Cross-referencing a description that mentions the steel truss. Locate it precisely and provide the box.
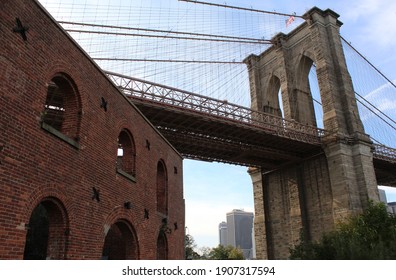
[105,71,396,168]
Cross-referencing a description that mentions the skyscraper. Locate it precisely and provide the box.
[219,221,228,246]
[225,209,254,259]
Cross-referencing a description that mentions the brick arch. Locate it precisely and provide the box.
[42,72,82,140]
[43,62,85,107]
[101,209,140,260]
[156,159,168,215]
[43,61,88,111]
[156,230,168,260]
[116,128,137,176]
[23,184,73,224]
[23,195,70,260]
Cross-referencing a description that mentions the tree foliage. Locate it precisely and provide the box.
[208,244,244,260]
[185,234,201,260]
[185,234,245,260]
[289,201,396,259]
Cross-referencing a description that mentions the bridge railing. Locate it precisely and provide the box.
[106,71,326,145]
[373,144,396,163]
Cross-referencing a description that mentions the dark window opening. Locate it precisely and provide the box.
[42,74,81,141]
[156,231,168,260]
[23,203,49,260]
[24,199,68,260]
[102,221,139,260]
[156,160,168,215]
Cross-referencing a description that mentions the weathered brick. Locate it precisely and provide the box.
[0,0,184,260]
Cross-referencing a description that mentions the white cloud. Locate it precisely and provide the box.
[341,0,381,21]
[362,80,396,116]
[341,0,396,49]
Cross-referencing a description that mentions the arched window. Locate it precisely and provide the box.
[294,55,321,127]
[156,160,168,215]
[156,231,168,260]
[24,198,68,260]
[42,74,81,142]
[117,129,136,178]
[101,220,139,260]
[264,75,283,117]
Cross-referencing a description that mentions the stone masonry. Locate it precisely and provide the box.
[245,7,379,259]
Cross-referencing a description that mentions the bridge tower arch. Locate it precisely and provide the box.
[245,7,379,259]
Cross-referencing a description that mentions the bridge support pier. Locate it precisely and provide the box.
[250,146,379,259]
[246,7,380,259]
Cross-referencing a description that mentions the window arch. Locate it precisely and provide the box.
[156,160,168,215]
[101,220,139,260]
[117,129,136,177]
[264,75,283,118]
[42,73,81,141]
[156,230,168,260]
[24,198,69,260]
[294,55,321,127]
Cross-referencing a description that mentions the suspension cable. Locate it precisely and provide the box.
[354,91,396,126]
[178,0,303,18]
[59,21,271,44]
[355,96,396,132]
[93,58,244,64]
[341,37,396,89]
[65,29,270,45]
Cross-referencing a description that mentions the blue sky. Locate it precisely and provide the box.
[181,0,396,249]
[39,0,396,249]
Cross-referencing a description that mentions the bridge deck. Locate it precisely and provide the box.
[106,71,396,186]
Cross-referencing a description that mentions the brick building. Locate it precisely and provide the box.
[0,0,184,259]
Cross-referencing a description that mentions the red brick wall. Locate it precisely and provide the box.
[0,0,185,259]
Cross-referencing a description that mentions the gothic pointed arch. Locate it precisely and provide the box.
[264,75,283,117]
[293,54,318,126]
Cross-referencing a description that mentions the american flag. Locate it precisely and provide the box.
[286,15,295,27]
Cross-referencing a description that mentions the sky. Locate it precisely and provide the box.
[180,0,396,249]
[38,0,396,249]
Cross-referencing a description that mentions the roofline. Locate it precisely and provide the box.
[33,0,183,159]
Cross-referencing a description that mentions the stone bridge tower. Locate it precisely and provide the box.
[244,7,379,259]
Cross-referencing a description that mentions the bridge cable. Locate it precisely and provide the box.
[93,58,244,64]
[65,29,268,45]
[341,37,396,90]
[355,96,396,130]
[178,0,303,18]
[354,91,396,127]
[59,21,271,44]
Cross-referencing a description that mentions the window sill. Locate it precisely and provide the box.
[116,168,136,183]
[41,122,80,149]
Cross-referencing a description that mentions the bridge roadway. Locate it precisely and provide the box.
[106,71,396,187]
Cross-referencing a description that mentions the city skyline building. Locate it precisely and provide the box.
[218,222,228,246]
[219,209,254,259]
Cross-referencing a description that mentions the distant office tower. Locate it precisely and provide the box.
[379,189,387,203]
[219,221,228,246]
[388,202,396,214]
[226,209,254,259]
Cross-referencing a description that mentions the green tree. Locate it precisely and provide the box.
[185,234,201,260]
[289,201,396,259]
[208,244,244,260]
